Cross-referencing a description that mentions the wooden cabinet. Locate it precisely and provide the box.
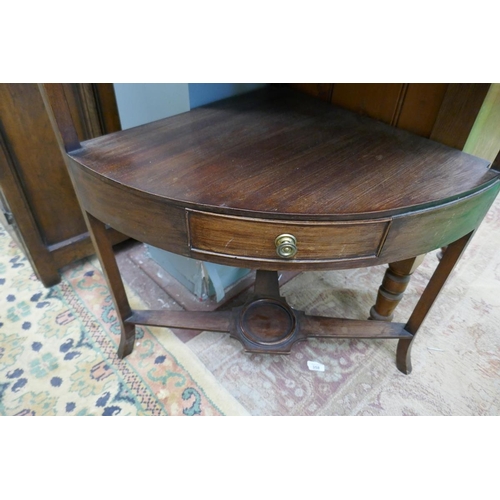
[287,83,491,149]
[0,84,127,286]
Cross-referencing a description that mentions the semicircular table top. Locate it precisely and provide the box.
[68,87,497,221]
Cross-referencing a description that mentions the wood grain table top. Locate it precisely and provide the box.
[69,87,498,220]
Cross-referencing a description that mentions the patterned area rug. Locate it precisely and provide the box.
[187,196,500,415]
[0,224,248,416]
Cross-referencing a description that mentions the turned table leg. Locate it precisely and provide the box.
[83,211,136,358]
[370,255,425,321]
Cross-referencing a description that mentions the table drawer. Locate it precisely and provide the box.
[188,210,391,262]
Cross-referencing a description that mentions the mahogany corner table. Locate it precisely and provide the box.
[42,84,500,374]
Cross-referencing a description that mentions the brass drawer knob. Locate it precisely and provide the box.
[275,234,297,259]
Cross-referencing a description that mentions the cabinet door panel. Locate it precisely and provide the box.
[0,83,125,286]
[331,83,406,125]
[396,83,449,137]
[0,84,88,245]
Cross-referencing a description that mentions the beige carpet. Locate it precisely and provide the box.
[186,196,500,415]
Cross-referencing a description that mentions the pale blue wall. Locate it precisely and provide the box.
[113,83,190,129]
[113,84,269,129]
[188,83,268,108]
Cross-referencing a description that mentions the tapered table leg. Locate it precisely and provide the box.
[397,232,475,374]
[370,255,425,321]
[83,211,135,358]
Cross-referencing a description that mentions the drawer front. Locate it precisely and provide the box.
[188,210,391,262]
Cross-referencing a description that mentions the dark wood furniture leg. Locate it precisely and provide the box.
[396,232,475,374]
[253,270,281,299]
[370,255,425,321]
[83,211,136,358]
